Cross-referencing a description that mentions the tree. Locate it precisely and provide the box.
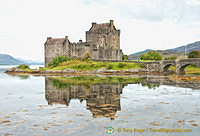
[188,50,200,58]
[122,54,128,60]
[140,51,162,61]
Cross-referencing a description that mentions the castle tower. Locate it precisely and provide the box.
[86,20,120,49]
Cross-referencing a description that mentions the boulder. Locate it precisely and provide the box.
[44,70,63,73]
[5,67,16,72]
[95,68,107,73]
[63,69,77,73]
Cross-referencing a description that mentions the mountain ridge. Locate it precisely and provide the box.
[0,54,44,65]
[128,41,200,60]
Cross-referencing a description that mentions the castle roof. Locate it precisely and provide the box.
[89,23,116,32]
[45,38,66,45]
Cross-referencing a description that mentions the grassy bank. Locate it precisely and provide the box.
[169,65,200,75]
[41,59,145,71]
[185,65,200,75]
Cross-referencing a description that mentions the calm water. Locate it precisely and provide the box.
[0,65,200,136]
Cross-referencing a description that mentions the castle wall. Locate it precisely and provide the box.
[108,30,120,49]
[68,43,122,60]
[45,43,65,67]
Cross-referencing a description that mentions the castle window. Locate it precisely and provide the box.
[57,49,59,52]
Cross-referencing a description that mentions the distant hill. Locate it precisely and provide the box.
[0,54,26,65]
[0,54,44,65]
[128,41,200,60]
[167,41,200,52]
[17,58,44,65]
[129,49,152,56]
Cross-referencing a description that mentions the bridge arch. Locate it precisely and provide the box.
[163,64,176,73]
[176,60,200,75]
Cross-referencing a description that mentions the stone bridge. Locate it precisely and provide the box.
[91,58,200,74]
[146,58,200,74]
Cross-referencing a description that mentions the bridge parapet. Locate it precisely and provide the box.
[146,58,200,75]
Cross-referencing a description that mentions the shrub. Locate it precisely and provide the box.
[122,54,128,60]
[17,64,30,70]
[140,51,162,61]
[82,52,90,61]
[118,62,126,68]
[48,56,70,67]
[165,56,177,60]
[188,50,200,58]
[106,63,113,69]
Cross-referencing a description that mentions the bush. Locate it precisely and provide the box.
[49,56,70,67]
[140,51,162,61]
[106,63,113,69]
[17,64,30,70]
[118,63,126,68]
[165,56,177,60]
[122,54,128,60]
[82,52,90,61]
[188,50,200,58]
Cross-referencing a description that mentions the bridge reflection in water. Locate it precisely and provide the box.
[45,76,200,119]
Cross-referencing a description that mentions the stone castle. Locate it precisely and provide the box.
[44,20,122,66]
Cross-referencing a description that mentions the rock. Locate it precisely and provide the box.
[86,70,96,74]
[125,68,147,73]
[14,68,26,72]
[125,68,139,73]
[95,68,107,73]
[44,70,63,73]
[63,69,76,73]
[106,70,118,73]
[5,67,16,72]
[30,70,40,73]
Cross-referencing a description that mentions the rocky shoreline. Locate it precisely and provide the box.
[5,67,153,75]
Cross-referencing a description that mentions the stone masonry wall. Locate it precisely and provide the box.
[45,43,65,67]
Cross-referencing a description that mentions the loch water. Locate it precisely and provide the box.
[0,65,200,136]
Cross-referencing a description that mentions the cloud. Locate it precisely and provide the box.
[83,0,200,24]
[0,0,199,59]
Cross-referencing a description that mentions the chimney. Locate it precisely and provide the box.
[110,20,114,30]
[79,39,82,43]
[47,37,52,40]
[92,22,96,27]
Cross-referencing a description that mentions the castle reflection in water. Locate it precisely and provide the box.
[45,75,200,119]
[45,77,125,119]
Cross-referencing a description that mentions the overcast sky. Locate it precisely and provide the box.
[0,0,200,61]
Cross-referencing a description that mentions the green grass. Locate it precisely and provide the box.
[17,64,30,70]
[139,60,158,62]
[185,65,200,71]
[168,65,200,75]
[41,59,144,71]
